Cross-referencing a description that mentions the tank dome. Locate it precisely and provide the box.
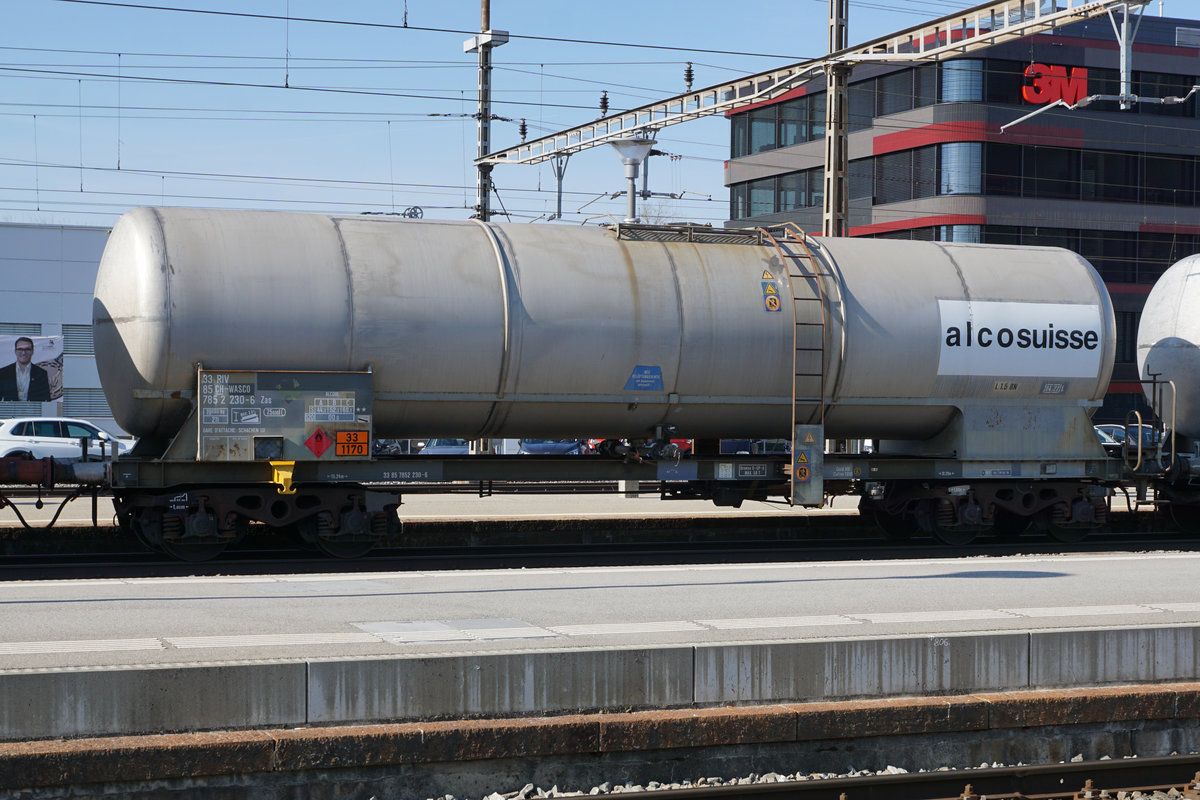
[1137,253,1200,437]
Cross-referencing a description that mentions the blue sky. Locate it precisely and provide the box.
[1,0,1064,228]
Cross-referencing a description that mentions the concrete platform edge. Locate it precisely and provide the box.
[3,682,1199,790]
[4,626,1200,743]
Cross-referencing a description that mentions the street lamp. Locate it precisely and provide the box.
[609,136,656,223]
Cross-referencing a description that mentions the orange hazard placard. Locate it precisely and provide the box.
[334,429,370,457]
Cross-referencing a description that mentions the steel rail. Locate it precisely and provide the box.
[639,754,1200,799]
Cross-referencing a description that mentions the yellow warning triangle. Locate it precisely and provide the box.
[795,451,809,464]
[761,270,773,280]
[764,283,778,295]
[802,431,816,444]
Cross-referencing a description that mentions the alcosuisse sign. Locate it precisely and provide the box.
[1022,63,1088,105]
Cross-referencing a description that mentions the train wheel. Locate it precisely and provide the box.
[1044,523,1089,544]
[858,499,917,540]
[296,513,378,559]
[160,538,229,562]
[923,500,980,546]
[158,510,230,562]
[1040,503,1091,544]
[931,525,979,546]
[1170,503,1200,534]
[127,514,162,553]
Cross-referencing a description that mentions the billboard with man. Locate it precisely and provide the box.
[0,335,63,402]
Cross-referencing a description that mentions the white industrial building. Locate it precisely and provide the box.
[0,222,115,425]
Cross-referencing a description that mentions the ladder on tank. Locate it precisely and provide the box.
[758,225,834,507]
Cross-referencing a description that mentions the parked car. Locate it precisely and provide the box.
[1093,427,1122,458]
[518,438,590,455]
[0,417,128,461]
[419,438,470,455]
[1095,423,1164,449]
[1094,423,1173,459]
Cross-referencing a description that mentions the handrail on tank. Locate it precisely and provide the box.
[1118,376,1176,474]
[1122,409,1145,472]
[1130,373,1178,475]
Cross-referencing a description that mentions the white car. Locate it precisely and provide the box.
[0,417,128,461]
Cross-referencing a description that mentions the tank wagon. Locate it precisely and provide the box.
[91,207,1120,559]
[1137,253,1200,530]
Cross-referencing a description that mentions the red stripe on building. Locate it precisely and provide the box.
[847,214,986,237]
[873,120,1087,154]
[1139,222,1200,235]
[1025,32,1198,57]
[724,86,808,117]
[1106,283,1153,295]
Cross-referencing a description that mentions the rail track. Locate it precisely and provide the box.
[641,755,1200,799]
[4,520,1200,580]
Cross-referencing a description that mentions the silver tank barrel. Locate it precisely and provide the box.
[94,208,1114,441]
[1138,253,1200,437]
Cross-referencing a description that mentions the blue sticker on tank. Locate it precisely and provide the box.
[624,365,664,391]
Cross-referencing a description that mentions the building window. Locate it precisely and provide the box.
[1023,146,1080,199]
[1129,233,1195,284]
[1115,312,1140,365]
[779,171,807,211]
[939,225,982,243]
[731,114,750,159]
[913,146,937,199]
[876,70,914,117]
[1078,231,1136,283]
[848,80,875,131]
[0,323,41,336]
[749,107,777,154]
[779,97,808,148]
[983,143,1022,196]
[1082,151,1138,202]
[1143,154,1195,205]
[62,324,93,355]
[914,65,938,108]
[983,59,1026,104]
[875,151,912,204]
[848,158,874,202]
[1138,71,1197,117]
[810,92,826,140]
[62,388,112,418]
[730,183,748,219]
[940,59,984,103]
[748,177,776,216]
[940,142,982,195]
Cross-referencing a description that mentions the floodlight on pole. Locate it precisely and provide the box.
[610,136,656,223]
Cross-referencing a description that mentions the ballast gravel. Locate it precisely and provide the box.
[420,754,1196,800]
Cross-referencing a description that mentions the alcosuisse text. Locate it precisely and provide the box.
[944,321,1099,351]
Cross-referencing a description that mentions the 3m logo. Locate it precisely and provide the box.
[1022,64,1088,105]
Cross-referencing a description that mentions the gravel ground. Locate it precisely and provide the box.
[421,755,1196,799]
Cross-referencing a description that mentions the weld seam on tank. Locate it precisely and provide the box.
[150,207,171,433]
[471,219,516,436]
[330,218,357,371]
[783,237,845,424]
[658,241,687,428]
